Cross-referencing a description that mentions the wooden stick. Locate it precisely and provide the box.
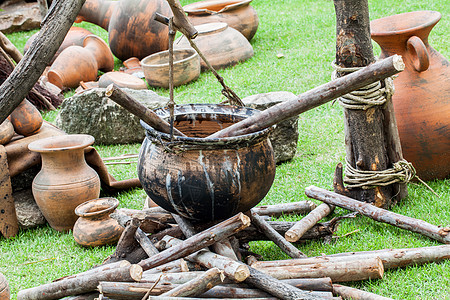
[253,201,317,217]
[138,213,251,270]
[160,268,224,297]
[17,264,143,300]
[104,218,142,264]
[105,84,186,137]
[254,258,384,282]
[0,31,24,64]
[285,203,334,242]
[53,261,131,282]
[141,271,207,284]
[332,284,393,300]
[249,209,306,258]
[165,0,198,39]
[207,55,404,138]
[305,186,450,244]
[143,259,194,274]
[98,281,174,299]
[135,228,159,257]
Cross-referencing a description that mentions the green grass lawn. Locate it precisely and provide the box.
[1,0,449,299]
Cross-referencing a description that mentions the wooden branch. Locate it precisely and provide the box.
[138,213,251,270]
[53,261,131,282]
[17,264,143,300]
[105,84,186,137]
[104,218,142,264]
[165,0,198,39]
[207,55,404,139]
[135,228,159,257]
[285,203,334,242]
[211,238,239,261]
[160,268,223,297]
[332,284,393,300]
[143,259,192,274]
[0,31,23,64]
[0,0,86,123]
[141,271,207,284]
[305,186,450,244]
[98,281,173,299]
[249,209,306,258]
[253,201,317,217]
[61,292,99,300]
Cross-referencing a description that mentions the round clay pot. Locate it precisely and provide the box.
[371,11,450,180]
[174,22,253,71]
[8,99,43,136]
[184,0,259,41]
[0,119,14,145]
[141,48,200,89]
[138,104,276,221]
[0,272,10,300]
[75,0,171,61]
[28,134,101,231]
[47,35,114,89]
[73,197,124,247]
[98,71,147,89]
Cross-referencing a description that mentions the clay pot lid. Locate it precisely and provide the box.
[98,71,147,89]
[75,197,119,218]
[370,11,441,37]
[184,0,252,14]
[194,22,228,35]
[141,48,198,67]
[28,134,95,153]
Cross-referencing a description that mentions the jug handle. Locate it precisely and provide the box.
[407,36,430,72]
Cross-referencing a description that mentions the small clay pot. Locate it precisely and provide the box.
[98,71,147,89]
[123,57,144,78]
[0,272,10,300]
[73,197,124,247]
[8,99,43,136]
[141,48,200,89]
[0,119,14,145]
[174,22,253,71]
[184,0,259,41]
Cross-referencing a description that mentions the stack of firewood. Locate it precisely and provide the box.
[17,186,450,300]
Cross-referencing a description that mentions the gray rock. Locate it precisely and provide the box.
[243,91,299,164]
[55,88,169,145]
[0,2,41,33]
[14,189,46,229]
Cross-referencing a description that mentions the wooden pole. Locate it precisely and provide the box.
[332,284,393,300]
[0,0,86,123]
[285,203,334,242]
[160,268,224,297]
[135,228,159,257]
[305,186,450,244]
[104,218,142,264]
[253,201,317,217]
[207,55,404,139]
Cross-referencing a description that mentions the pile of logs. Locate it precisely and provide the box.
[16,185,450,300]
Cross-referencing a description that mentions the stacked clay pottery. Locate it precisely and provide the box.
[73,197,124,247]
[0,272,9,300]
[98,72,147,89]
[371,11,450,180]
[0,119,14,145]
[8,99,43,136]
[175,22,253,71]
[75,0,171,61]
[47,35,114,90]
[141,48,200,88]
[183,0,259,40]
[28,134,101,231]
[24,27,94,64]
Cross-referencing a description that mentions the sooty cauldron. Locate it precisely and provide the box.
[138,103,276,221]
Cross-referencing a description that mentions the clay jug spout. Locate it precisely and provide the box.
[75,0,117,31]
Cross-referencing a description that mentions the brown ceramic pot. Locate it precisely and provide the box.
[123,57,144,78]
[371,11,450,180]
[141,48,200,89]
[0,119,14,145]
[184,0,259,41]
[0,272,9,300]
[28,134,101,231]
[174,22,253,71]
[73,197,124,247]
[8,99,43,136]
[47,35,114,89]
[98,71,147,89]
[75,0,171,61]
[138,104,276,221]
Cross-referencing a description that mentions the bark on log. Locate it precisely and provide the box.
[135,228,159,257]
[248,209,306,258]
[61,293,99,300]
[110,209,171,233]
[207,55,404,139]
[141,271,207,284]
[17,264,142,300]
[285,203,334,242]
[160,268,224,297]
[252,201,317,217]
[254,258,384,282]
[98,282,174,298]
[305,186,450,244]
[138,213,251,270]
[104,218,143,264]
[0,31,23,63]
[53,261,131,282]
[0,0,85,122]
[143,259,191,274]
[332,284,393,300]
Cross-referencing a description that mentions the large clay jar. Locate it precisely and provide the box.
[138,104,276,221]
[0,119,14,145]
[175,22,253,71]
[8,99,43,136]
[47,35,114,89]
[0,272,9,300]
[75,0,171,61]
[73,197,124,247]
[28,134,101,231]
[183,0,259,41]
[371,11,450,181]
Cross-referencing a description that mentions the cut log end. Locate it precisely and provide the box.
[130,264,143,282]
[392,54,405,71]
[234,265,251,282]
[239,213,251,227]
[285,231,299,243]
[105,84,114,97]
